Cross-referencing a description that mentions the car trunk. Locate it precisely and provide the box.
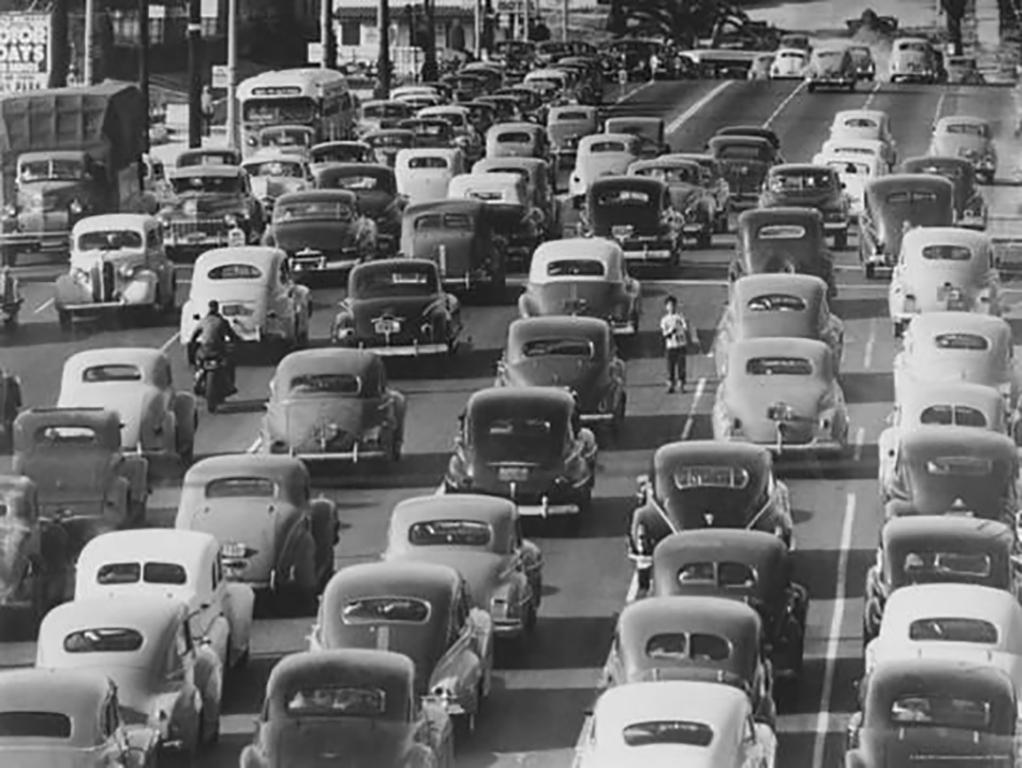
[505,357,607,411]
[16,449,114,513]
[404,231,475,278]
[264,721,406,768]
[273,221,358,255]
[904,266,982,313]
[591,204,661,236]
[879,726,1013,768]
[352,295,438,345]
[727,379,828,444]
[528,282,620,319]
[264,398,368,453]
[393,550,503,608]
[184,499,279,582]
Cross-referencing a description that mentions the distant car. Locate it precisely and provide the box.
[629,156,721,247]
[669,152,734,229]
[56,347,197,464]
[889,227,1000,336]
[441,387,597,529]
[175,147,243,168]
[846,658,1018,768]
[239,649,455,768]
[546,104,599,170]
[446,171,542,267]
[600,596,777,725]
[356,99,416,135]
[889,36,942,83]
[255,125,316,160]
[714,274,843,378]
[805,45,857,91]
[899,155,987,229]
[0,668,159,767]
[256,348,405,463]
[707,135,778,211]
[779,32,811,51]
[175,454,338,611]
[519,237,641,335]
[576,681,777,768]
[567,133,641,202]
[758,164,850,249]
[471,156,560,239]
[812,152,884,220]
[747,53,775,80]
[603,117,668,160]
[363,128,417,168]
[312,162,406,255]
[817,137,892,178]
[384,494,543,642]
[863,516,1018,644]
[420,105,483,162]
[828,109,898,166]
[241,152,314,214]
[769,47,808,79]
[310,561,493,735]
[712,338,849,455]
[712,126,783,156]
[847,44,876,80]
[54,214,178,329]
[732,208,836,297]
[496,316,627,431]
[179,246,312,351]
[308,140,375,173]
[74,528,253,677]
[330,258,463,357]
[36,596,222,759]
[929,115,997,183]
[628,441,793,589]
[946,54,986,84]
[581,175,683,269]
[394,147,466,205]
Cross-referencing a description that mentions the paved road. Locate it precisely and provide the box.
[3,75,1022,768]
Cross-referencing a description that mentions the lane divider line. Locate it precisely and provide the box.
[863,317,877,370]
[861,80,881,109]
[680,377,707,441]
[667,81,734,134]
[933,88,948,127]
[762,80,807,127]
[33,297,53,314]
[812,491,857,768]
[853,425,866,463]
[160,332,179,353]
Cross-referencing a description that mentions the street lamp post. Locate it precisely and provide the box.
[377,0,392,97]
[226,0,238,149]
[421,0,438,81]
[321,0,331,67]
[83,0,94,83]
[187,0,203,148]
[139,0,150,152]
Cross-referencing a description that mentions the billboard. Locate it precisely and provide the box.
[0,13,50,93]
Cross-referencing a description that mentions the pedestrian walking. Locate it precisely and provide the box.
[200,85,215,137]
[660,295,695,393]
[649,51,660,82]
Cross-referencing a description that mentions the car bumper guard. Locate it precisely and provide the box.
[823,220,849,232]
[518,499,580,517]
[492,618,526,638]
[350,341,449,357]
[0,230,70,250]
[291,447,387,462]
[580,412,616,424]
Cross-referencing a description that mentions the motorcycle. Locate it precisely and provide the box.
[192,348,234,414]
[0,268,21,330]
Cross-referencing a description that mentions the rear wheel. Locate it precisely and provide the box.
[204,372,219,414]
[864,263,876,280]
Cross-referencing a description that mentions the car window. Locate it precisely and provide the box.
[78,230,143,251]
[717,144,763,160]
[275,201,354,222]
[745,356,813,375]
[918,405,987,427]
[496,131,533,144]
[645,632,731,661]
[521,338,595,358]
[408,519,492,546]
[933,333,988,351]
[63,628,144,653]
[82,364,143,383]
[673,465,750,489]
[546,259,605,277]
[945,123,988,137]
[343,597,431,624]
[769,170,834,192]
[205,477,278,498]
[746,293,807,312]
[922,245,972,261]
[289,373,361,396]
[902,550,992,579]
[886,190,939,204]
[890,695,992,729]
[908,617,998,643]
[206,263,262,280]
[408,156,449,169]
[589,141,627,153]
[286,686,387,716]
[0,712,72,738]
[622,720,714,747]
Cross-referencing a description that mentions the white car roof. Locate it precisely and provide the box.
[578,133,637,152]
[528,237,625,283]
[895,380,1006,425]
[76,528,217,588]
[901,226,989,252]
[194,246,283,274]
[71,213,154,236]
[907,310,1010,340]
[418,105,470,118]
[61,347,166,384]
[448,172,523,197]
[880,583,1022,650]
[776,47,807,57]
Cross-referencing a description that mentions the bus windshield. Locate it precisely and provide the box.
[243,97,316,125]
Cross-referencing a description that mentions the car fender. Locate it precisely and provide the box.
[239,744,265,768]
[123,270,159,306]
[53,274,81,309]
[470,608,494,677]
[223,582,255,665]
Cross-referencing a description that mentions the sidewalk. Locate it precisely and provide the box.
[963,0,1020,83]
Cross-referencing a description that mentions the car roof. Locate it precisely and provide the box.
[590,175,666,196]
[654,439,770,474]
[40,596,184,651]
[834,109,888,122]
[579,133,637,150]
[467,385,575,416]
[530,237,624,279]
[740,206,824,226]
[708,134,773,149]
[897,424,1016,459]
[733,272,827,299]
[618,595,761,646]
[488,121,541,135]
[901,225,988,251]
[15,406,120,435]
[449,172,523,192]
[168,164,245,179]
[508,315,610,346]
[907,310,1009,338]
[896,380,1005,416]
[472,156,548,173]
[183,453,309,486]
[274,188,358,206]
[72,214,154,234]
[868,173,953,193]
[77,528,215,573]
[194,246,283,271]
[901,155,974,173]
[273,347,381,383]
[593,680,748,726]
[882,583,1022,640]
[936,114,989,127]
[390,493,516,529]
[314,161,392,177]
[0,667,112,735]
[605,115,663,127]
[324,561,459,606]
[882,515,1013,549]
[628,157,702,173]
[266,648,414,702]
[63,347,166,373]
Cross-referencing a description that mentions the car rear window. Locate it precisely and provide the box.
[589,141,626,153]
[886,190,938,203]
[745,356,813,375]
[922,245,972,261]
[286,687,386,717]
[557,111,590,121]
[77,230,143,251]
[890,695,991,729]
[95,561,186,585]
[206,263,262,280]
[622,720,713,747]
[898,41,929,53]
[342,597,431,624]
[408,519,492,546]
[462,188,506,202]
[521,338,594,358]
[677,561,757,589]
[747,294,808,312]
[63,628,144,653]
[756,225,806,240]
[827,160,870,175]
[414,213,473,231]
[496,132,532,144]
[843,118,878,129]
[35,426,100,445]
[325,174,380,191]
[908,617,998,643]
[363,103,409,118]
[946,123,987,137]
[914,163,962,179]
[0,712,71,739]
[769,171,834,191]
[275,201,353,222]
[596,189,651,205]
[407,156,448,169]
[925,456,993,476]
[645,632,732,661]
[717,145,762,160]
[673,465,750,490]
[919,405,987,427]
[779,51,805,59]
[81,364,143,382]
[934,333,988,350]
[903,551,992,579]
[289,373,361,395]
[546,259,605,277]
[205,477,278,498]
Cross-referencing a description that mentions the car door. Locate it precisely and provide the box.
[433,582,483,707]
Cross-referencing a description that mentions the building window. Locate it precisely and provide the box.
[340,21,361,45]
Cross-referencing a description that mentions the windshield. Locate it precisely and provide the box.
[245,161,304,177]
[673,465,750,490]
[622,721,713,748]
[902,550,992,580]
[342,597,430,623]
[20,158,85,182]
[205,477,278,498]
[352,266,437,297]
[0,712,71,739]
[63,628,144,653]
[645,633,731,662]
[595,188,652,206]
[95,561,187,585]
[81,364,142,383]
[288,373,361,396]
[933,333,989,351]
[945,123,988,137]
[274,200,353,222]
[769,170,835,192]
[919,405,988,427]
[677,561,758,589]
[171,175,243,195]
[520,338,594,358]
[242,97,316,124]
[890,695,992,730]
[408,519,492,546]
[908,617,998,643]
[286,687,386,717]
[745,356,813,375]
[261,129,313,148]
[635,165,699,184]
[77,230,143,250]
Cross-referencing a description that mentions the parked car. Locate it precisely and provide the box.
[847,44,877,80]
[862,516,1018,644]
[239,649,455,768]
[36,596,222,759]
[179,246,312,351]
[889,36,942,83]
[518,237,641,335]
[568,133,640,203]
[581,175,683,269]
[769,47,808,79]
[0,668,159,767]
[256,348,405,463]
[899,155,986,229]
[929,115,997,183]
[496,316,627,431]
[576,681,777,768]
[363,128,418,168]
[310,561,493,734]
[384,494,543,642]
[471,156,559,238]
[717,275,842,377]
[628,156,719,247]
[53,214,177,329]
[828,109,898,166]
[74,528,253,676]
[441,387,597,530]
[56,347,196,465]
[758,164,850,249]
[889,227,1000,336]
[860,174,955,278]
[732,207,836,296]
[394,147,466,205]
[446,172,542,267]
[805,45,857,91]
[707,135,778,210]
[628,441,793,589]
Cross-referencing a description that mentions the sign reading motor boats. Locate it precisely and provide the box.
[0,13,50,92]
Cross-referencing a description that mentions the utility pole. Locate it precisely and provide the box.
[377,0,391,97]
[421,0,438,81]
[226,0,238,149]
[83,0,94,83]
[522,0,530,42]
[474,0,482,57]
[320,0,331,67]
[187,0,203,148]
[139,0,150,151]
[562,0,568,40]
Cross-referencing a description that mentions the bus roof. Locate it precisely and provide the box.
[238,68,348,100]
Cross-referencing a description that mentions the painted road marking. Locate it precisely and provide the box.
[812,492,856,768]
[680,377,707,441]
[763,80,807,127]
[160,332,179,352]
[616,81,653,105]
[33,297,53,314]
[667,81,734,134]
[863,317,877,370]
[933,88,948,125]
[853,426,866,463]
[861,80,881,109]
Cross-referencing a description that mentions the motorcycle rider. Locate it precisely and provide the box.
[187,299,241,396]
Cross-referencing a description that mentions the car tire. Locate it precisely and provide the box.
[0,246,16,268]
[833,229,847,250]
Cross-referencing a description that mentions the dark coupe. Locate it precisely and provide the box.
[899,155,987,230]
[583,175,682,269]
[707,135,778,210]
[313,163,407,253]
[732,207,837,297]
[758,164,851,249]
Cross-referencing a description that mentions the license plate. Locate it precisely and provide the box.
[498,466,529,482]
[375,319,400,335]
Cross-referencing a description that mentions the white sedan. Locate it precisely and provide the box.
[770,48,808,79]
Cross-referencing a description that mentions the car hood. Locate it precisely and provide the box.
[723,378,829,441]
[272,220,357,252]
[263,398,371,451]
[262,720,407,768]
[521,282,624,319]
[163,193,247,217]
[504,357,606,405]
[182,500,293,579]
[0,519,30,601]
[57,384,160,449]
[249,176,306,201]
[389,549,505,604]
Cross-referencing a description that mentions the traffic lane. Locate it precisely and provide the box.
[765,82,879,163]
[868,83,948,162]
[666,80,801,151]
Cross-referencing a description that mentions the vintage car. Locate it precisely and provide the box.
[576,682,777,768]
[473,94,525,126]
[496,316,627,431]
[262,189,378,276]
[707,135,777,211]
[712,127,782,155]
[179,246,312,350]
[713,338,849,455]
[256,348,406,463]
[495,84,548,123]
[603,117,668,160]
[652,530,808,682]
[312,162,405,254]
[732,208,836,297]
[862,516,1018,644]
[769,47,809,79]
[175,454,338,609]
[484,121,550,164]
[877,382,1012,489]
[53,214,178,329]
[36,596,222,758]
[669,152,734,231]
[310,561,493,734]
[446,172,542,266]
[56,348,196,464]
[828,110,898,166]
[471,156,559,239]
[928,115,997,183]
[568,133,640,202]
[363,128,418,168]
[358,99,416,134]
[523,67,574,100]
[889,36,942,83]
[892,312,1018,406]
[518,238,641,335]
[396,117,457,150]
[864,584,1022,678]
[629,442,793,588]
[383,494,543,641]
[74,528,253,675]
[308,140,374,174]
[390,84,444,102]
[0,668,159,767]
[241,152,314,215]
[628,156,719,247]
[946,54,987,83]
[758,165,850,249]
[747,53,776,80]
[846,659,1018,768]
[848,44,877,80]
[394,147,466,206]
[441,387,597,528]
[175,147,243,168]
[239,649,455,768]
[889,227,1000,335]
[254,125,316,160]
[12,408,147,551]
[714,274,843,378]
[418,105,483,162]
[332,258,462,357]
[811,152,884,221]
[900,155,986,229]
[160,165,264,260]
[805,45,857,91]
[0,370,21,452]
[546,105,599,169]
[818,137,892,175]
[582,175,683,268]
[860,174,955,278]
[600,596,776,723]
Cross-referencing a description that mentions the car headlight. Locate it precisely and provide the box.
[68,199,83,215]
[118,263,134,278]
[224,214,238,227]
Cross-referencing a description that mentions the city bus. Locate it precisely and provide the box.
[237,68,356,158]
